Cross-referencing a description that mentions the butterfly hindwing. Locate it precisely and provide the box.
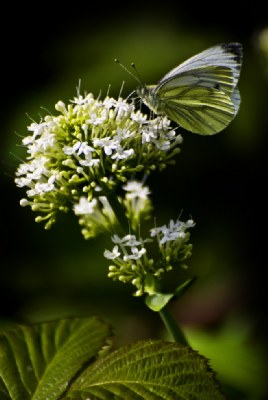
[161,86,235,135]
[154,66,238,134]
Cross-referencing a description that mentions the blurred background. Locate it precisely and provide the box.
[1,2,268,398]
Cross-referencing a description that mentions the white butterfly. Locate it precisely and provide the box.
[135,43,243,135]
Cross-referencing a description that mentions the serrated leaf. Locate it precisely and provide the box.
[67,339,226,399]
[0,316,113,400]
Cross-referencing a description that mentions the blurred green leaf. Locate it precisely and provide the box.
[185,318,267,398]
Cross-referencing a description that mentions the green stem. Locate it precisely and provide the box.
[106,190,187,345]
[159,306,188,345]
[106,190,130,234]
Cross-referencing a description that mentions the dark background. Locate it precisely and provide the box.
[1,3,267,398]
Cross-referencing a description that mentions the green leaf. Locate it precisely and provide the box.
[0,316,113,400]
[145,293,174,311]
[145,277,198,312]
[174,277,198,298]
[67,339,226,399]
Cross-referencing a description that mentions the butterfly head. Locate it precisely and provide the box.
[135,85,159,113]
[115,59,158,111]
[135,85,147,98]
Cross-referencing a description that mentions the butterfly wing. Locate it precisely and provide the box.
[144,43,243,135]
[155,65,239,135]
[158,84,235,135]
[158,43,242,89]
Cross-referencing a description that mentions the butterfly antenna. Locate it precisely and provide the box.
[114,58,142,84]
[131,63,144,85]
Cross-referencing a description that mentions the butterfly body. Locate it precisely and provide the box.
[136,43,243,135]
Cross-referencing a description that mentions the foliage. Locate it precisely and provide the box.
[0,318,225,400]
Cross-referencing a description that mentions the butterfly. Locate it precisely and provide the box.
[134,43,243,135]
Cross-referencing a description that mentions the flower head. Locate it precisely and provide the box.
[15,91,182,230]
[104,216,194,296]
[150,218,195,267]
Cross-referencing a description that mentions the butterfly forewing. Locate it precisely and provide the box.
[159,43,242,88]
[231,88,241,116]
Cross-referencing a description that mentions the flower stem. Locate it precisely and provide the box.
[106,190,188,346]
[159,307,188,345]
[106,190,130,234]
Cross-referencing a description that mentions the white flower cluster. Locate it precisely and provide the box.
[151,218,195,244]
[122,180,152,231]
[72,180,152,239]
[104,217,195,296]
[15,93,182,229]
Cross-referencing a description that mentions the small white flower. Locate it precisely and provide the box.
[74,197,97,215]
[186,219,195,228]
[71,94,93,105]
[111,234,142,247]
[64,141,95,156]
[114,98,133,117]
[111,234,122,244]
[141,127,157,143]
[150,218,195,244]
[123,246,146,260]
[63,142,80,155]
[104,245,121,260]
[123,181,150,200]
[103,96,118,109]
[27,178,55,196]
[93,137,118,156]
[131,110,148,124]
[79,158,100,167]
[153,138,171,151]
[114,127,133,141]
[122,235,142,247]
[87,108,108,125]
[159,228,183,244]
[150,227,161,237]
[77,142,95,156]
[23,122,46,144]
[111,146,134,160]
